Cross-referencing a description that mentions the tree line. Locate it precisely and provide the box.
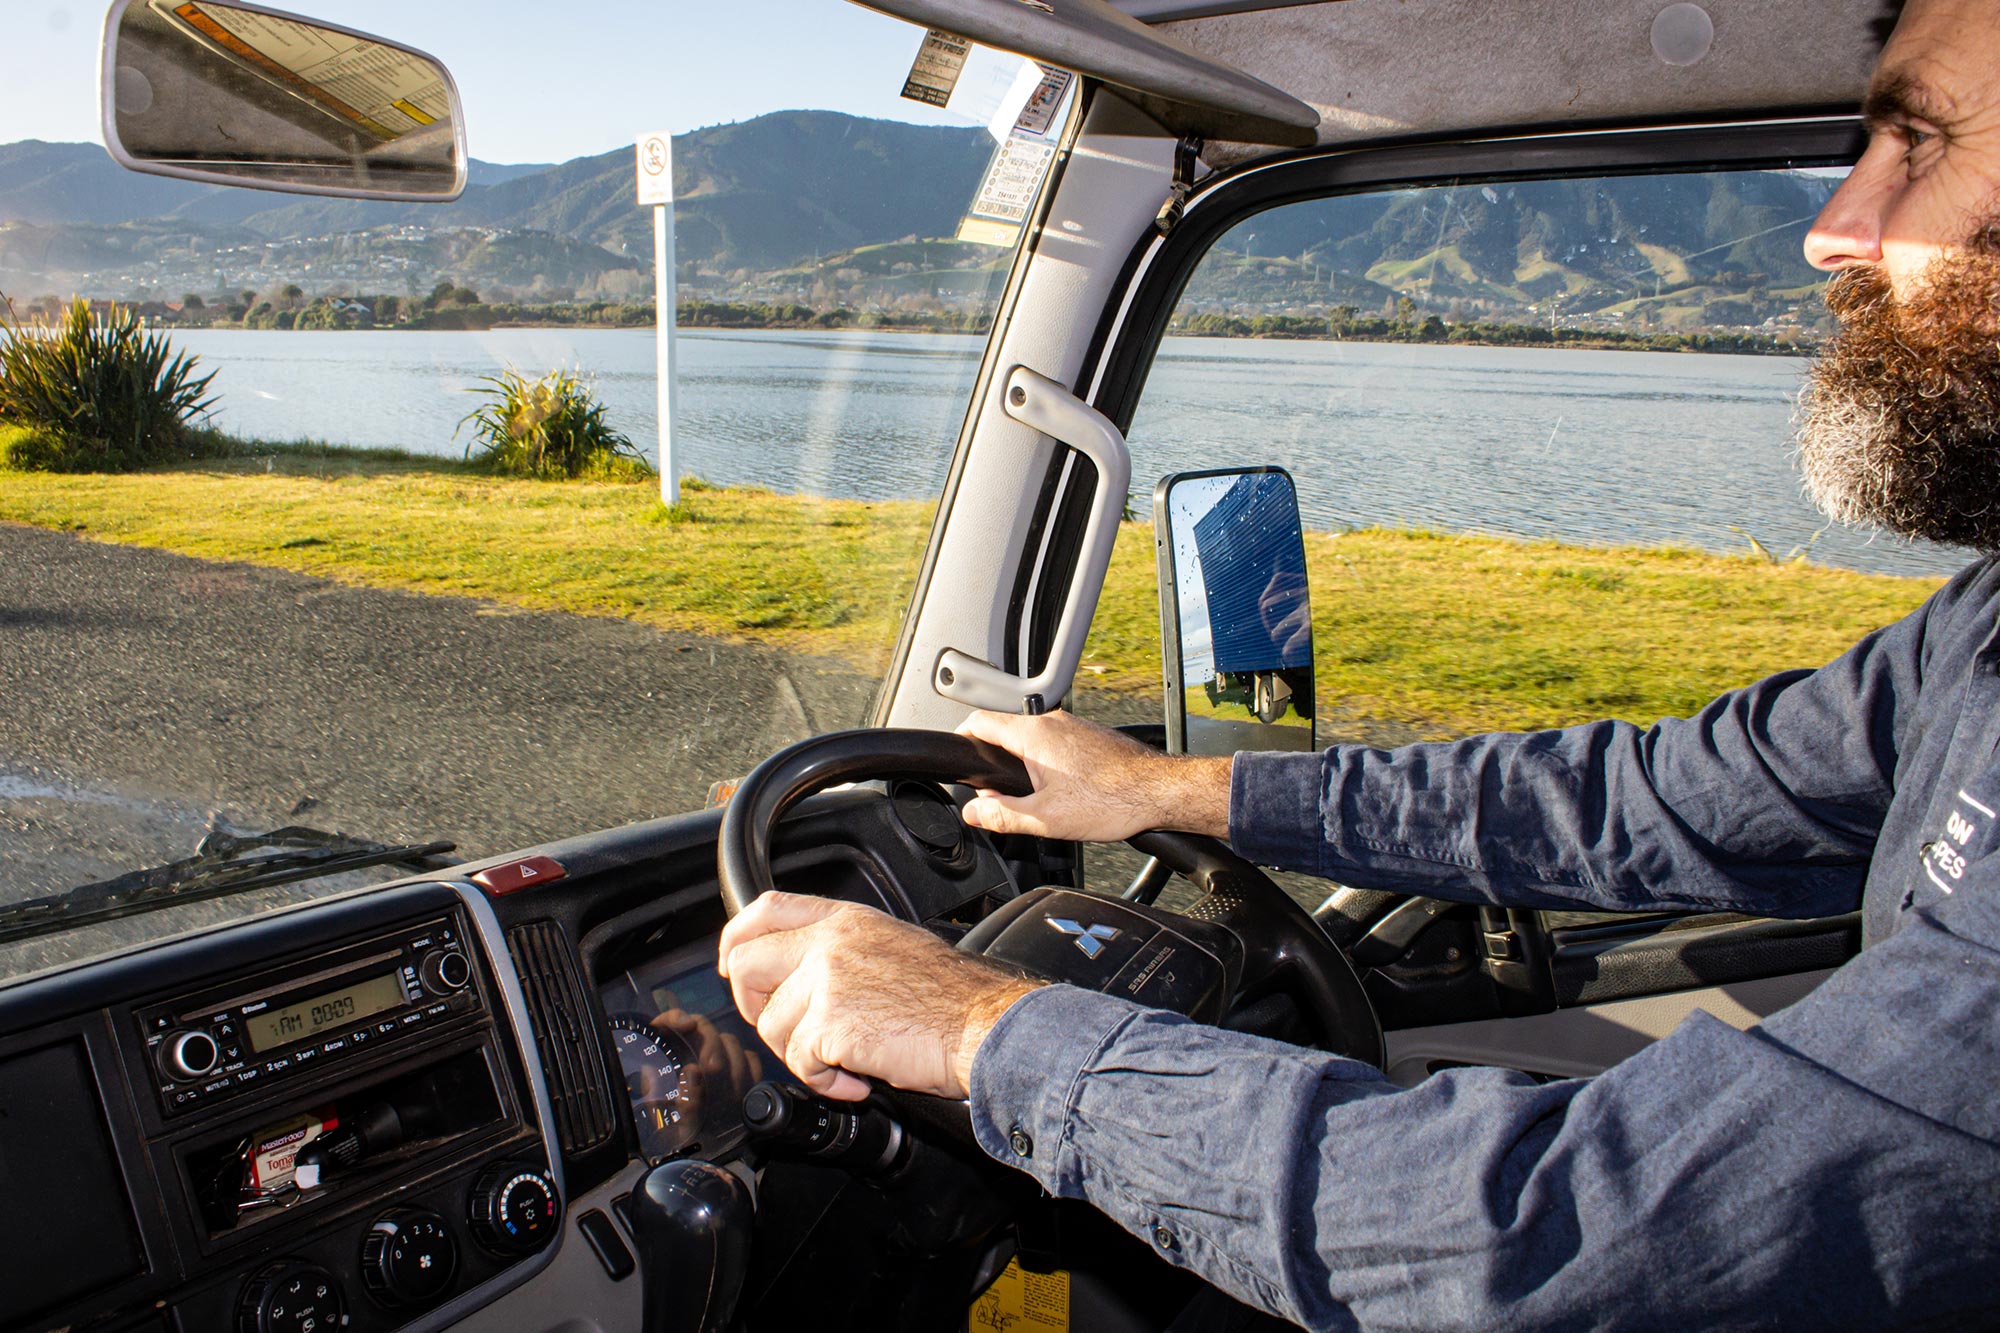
[1168,308,1810,355]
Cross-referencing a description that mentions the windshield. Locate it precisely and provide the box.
[0,7,1063,962]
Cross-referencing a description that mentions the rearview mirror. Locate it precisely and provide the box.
[1155,469,1316,757]
[100,0,466,200]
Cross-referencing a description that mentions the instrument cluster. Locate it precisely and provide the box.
[598,935,788,1162]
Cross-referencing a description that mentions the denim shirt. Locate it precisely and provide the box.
[968,557,2000,1330]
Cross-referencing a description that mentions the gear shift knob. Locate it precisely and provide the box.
[630,1158,752,1333]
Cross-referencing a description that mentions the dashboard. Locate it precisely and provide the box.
[0,784,1023,1333]
[0,882,561,1333]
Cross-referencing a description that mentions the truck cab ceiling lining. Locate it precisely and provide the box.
[846,0,1321,145]
[1141,0,1882,165]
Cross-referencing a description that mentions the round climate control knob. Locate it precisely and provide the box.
[468,1163,560,1255]
[362,1208,458,1307]
[237,1260,346,1333]
[420,948,471,994]
[162,1029,220,1081]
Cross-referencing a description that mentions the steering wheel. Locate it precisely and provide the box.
[716,728,1382,1067]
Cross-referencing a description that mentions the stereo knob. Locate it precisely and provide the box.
[237,1259,345,1333]
[468,1163,560,1255]
[420,948,471,994]
[362,1208,458,1307]
[161,1029,220,1081]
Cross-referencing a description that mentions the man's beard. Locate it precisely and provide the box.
[1795,234,2000,550]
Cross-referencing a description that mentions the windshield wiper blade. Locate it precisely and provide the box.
[0,826,459,945]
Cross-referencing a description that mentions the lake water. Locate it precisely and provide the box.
[172,328,1965,579]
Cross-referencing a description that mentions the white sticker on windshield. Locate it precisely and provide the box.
[1011,66,1073,140]
[901,29,970,108]
[957,135,1057,246]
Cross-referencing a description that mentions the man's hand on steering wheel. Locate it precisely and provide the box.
[955,708,1232,842]
[718,893,1041,1102]
[718,711,1377,1105]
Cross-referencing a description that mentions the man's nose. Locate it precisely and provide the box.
[1804,160,1892,271]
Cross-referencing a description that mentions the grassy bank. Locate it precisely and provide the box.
[0,441,935,669]
[0,443,1943,737]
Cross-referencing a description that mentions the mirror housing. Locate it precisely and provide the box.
[100,0,466,201]
[1154,468,1316,757]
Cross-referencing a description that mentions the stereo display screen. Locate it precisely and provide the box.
[246,971,406,1052]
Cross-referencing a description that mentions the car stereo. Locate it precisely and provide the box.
[136,914,480,1117]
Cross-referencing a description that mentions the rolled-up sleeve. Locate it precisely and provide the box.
[969,867,2000,1329]
[1228,573,1961,918]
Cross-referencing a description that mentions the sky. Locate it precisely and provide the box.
[2,0,996,163]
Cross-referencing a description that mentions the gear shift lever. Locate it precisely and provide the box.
[629,1158,753,1333]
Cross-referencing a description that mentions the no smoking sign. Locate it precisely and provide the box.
[635,132,674,206]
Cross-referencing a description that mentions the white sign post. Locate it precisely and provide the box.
[636,132,678,506]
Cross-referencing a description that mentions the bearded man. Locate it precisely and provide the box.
[718,0,2000,1325]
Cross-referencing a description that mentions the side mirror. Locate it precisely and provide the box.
[100,0,466,201]
[1154,468,1316,757]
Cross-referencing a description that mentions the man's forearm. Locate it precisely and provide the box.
[967,944,2000,1329]
[1153,753,1234,840]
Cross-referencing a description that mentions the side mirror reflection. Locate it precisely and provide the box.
[1154,468,1316,757]
[101,0,466,201]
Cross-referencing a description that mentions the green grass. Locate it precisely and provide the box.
[1078,524,1939,736]
[0,421,36,466]
[0,444,935,671]
[0,439,1945,738]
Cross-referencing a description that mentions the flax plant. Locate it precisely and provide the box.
[0,299,216,471]
[457,368,649,480]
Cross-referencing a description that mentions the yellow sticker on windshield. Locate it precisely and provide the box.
[970,1259,1069,1333]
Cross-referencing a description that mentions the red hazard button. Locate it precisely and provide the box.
[470,856,568,896]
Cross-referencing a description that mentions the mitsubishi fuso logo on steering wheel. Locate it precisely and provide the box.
[1048,916,1121,959]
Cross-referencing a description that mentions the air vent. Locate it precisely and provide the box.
[505,920,617,1156]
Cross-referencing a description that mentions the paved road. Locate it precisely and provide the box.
[0,522,881,906]
[0,524,1366,970]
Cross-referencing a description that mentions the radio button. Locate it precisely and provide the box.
[292,1046,318,1067]
[321,1037,348,1056]
[162,1029,221,1081]
[420,949,471,995]
[265,1056,291,1075]
[203,1076,233,1096]
[377,1019,400,1037]
[400,1011,424,1028]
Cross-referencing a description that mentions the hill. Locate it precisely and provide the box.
[0,120,1836,340]
[1186,172,1839,337]
[0,112,993,297]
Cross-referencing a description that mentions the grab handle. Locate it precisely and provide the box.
[933,366,1132,715]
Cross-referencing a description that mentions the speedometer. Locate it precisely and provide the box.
[608,1014,697,1159]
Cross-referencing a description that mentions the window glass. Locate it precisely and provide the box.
[1077,167,1951,900]
[0,24,1063,956]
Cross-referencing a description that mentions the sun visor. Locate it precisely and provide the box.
[850,0,1320,146]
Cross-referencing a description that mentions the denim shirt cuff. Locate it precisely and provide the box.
[968,984,1143,1194]
[1229,749,1328,873]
